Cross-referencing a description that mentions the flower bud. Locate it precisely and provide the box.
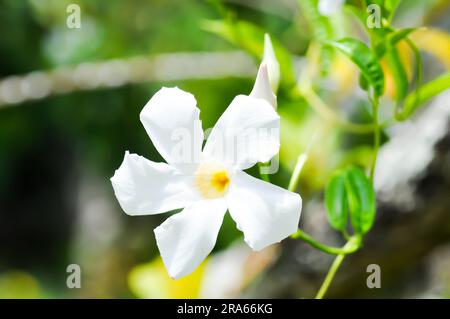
[262,33,280,93]
[250,63,277,109]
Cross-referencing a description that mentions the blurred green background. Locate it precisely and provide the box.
[0,0,449,298]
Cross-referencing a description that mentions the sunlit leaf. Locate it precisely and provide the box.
[403,38,423,114]
[375,28,421,57]
[385,47,409,104]
[325,171,348,232]
[326,38,385,97]
[374,28,422,107]
[397,72,450,120]
[345,166,376,234]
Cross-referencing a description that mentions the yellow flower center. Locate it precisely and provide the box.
[194,162,230,199]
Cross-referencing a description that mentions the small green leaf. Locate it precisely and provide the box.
[375,28,421,57]
[325,172,348,232]
[401,38,423,116]
[388,28,421,48]
[326,38,385,97]
[373,28,422,109]
[344,166,376,234]
[386,47,409,105]
[397,72,450,120]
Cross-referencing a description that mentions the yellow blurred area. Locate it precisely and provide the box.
[382,41,413,99]
[0,271,42,299]
[127,257,206,299]
[412,28,450,70]
[330,54,358,94]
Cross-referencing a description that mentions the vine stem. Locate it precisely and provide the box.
[315,253,346,299]
[288,150,361,256]
[315,95,381,299]
[288,154,308,192]
[315,236,361,299]
[288,130,318,192]
[291,230,359,255]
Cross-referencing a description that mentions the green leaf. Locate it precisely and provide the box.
[326,38,385,97]
[397,72,450,120]
[385,47,409,105]
[401,38,423,115]
[375,28,421,57]
[388,28,421,47]
[373,28,422,108]
[325,172,348,232]
[202,19,296,88]
[344,166,376,234]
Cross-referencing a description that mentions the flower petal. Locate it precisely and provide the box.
[203,95,280,170]
[140,87,203,172]
[227,171,302,251]
[111,151,196,215]
[154,199,227,279]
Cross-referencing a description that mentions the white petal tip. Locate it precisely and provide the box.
[166,266,182,280]
[262,34,280,93]
[250,63,277,109]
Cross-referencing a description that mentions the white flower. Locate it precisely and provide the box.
[318,0,345,17]
[262,33,280,93]
[111,87,302,279]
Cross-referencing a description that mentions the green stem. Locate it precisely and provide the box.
[288,151,360,256]
[291,230,359,255]
[315,96,380,298]
[288,154,307,192]
[314,236,361,299]
[315,253,346,299]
